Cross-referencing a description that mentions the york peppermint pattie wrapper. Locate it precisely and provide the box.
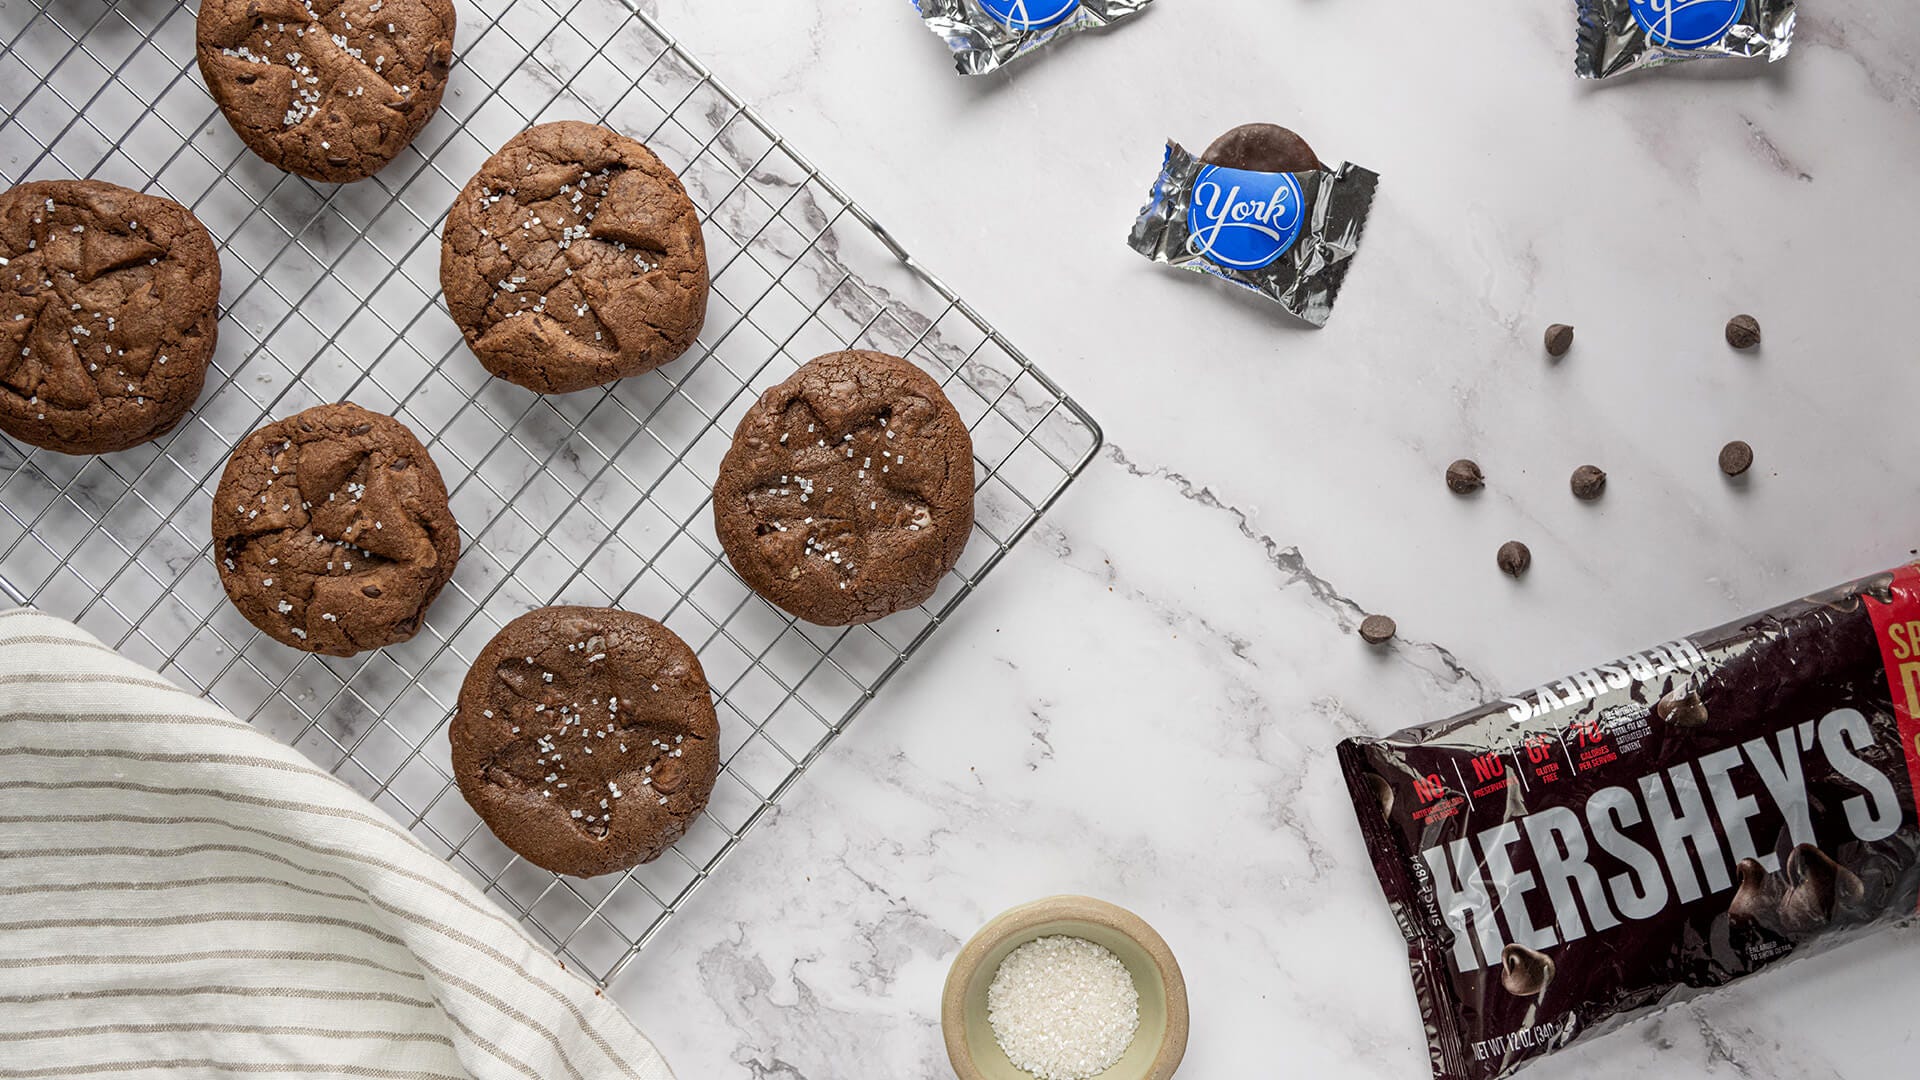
[1338,564,1920,1080]
[1577,0,1795,79]
[909,0,1155,76]
[1127,141,1377,328]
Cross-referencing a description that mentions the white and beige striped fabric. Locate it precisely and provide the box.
[0,606,675,1080]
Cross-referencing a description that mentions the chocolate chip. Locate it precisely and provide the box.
[1446,458,1484,495]
[1363,772,1394,817]
[389,458,410,471]
[1499,943,1555,997]
[1729,858,1780,927]
[362,585,383,598]
[350,423,373,436]
[1725,314,1761,350]
[1777,844,1865,936]
[1497,541,1531,578]
[1359,614,1397,645]
[1655,687,1708,727]
[1544,323,1574,358]
[1719,440,1753,477]
[1570,465,1606,501]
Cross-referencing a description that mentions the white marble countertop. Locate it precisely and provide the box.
[598,2,1920,1078]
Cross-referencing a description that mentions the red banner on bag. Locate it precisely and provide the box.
[1862,563,1920,885]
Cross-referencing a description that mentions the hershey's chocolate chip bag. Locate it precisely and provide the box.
[1339,565,1920,1080]
[909,0,1155,75]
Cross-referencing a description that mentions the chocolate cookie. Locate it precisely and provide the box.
[439,121,708,394]
[713,350,974,626]
[1200,123,1322,172]
[196,0,455,183]
[0,180,220,455]
[450,606,720,877]
[212,402,459,656]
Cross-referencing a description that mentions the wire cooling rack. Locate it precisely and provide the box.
[0,0,1100,985]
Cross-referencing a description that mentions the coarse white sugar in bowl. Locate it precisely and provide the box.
[986,935,1141,1080]
[942,895,1188,1080]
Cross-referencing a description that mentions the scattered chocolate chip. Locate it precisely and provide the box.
[1500,943,1555,997]
[1359,614,1397,645]
[362,585,383,598]
[1544,323,1574,358]
[1719,440,1753,477]
[390,458,410,471]
[1725,314,1761,350]
[1364,772,1394,817]
[350,423,373,436]
[1570,465,1607,501]
[1497,541,1531,578]
[1446,458,1484,495]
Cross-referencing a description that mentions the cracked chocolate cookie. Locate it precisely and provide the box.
[212,402,459,656]
[196,0,455,183]
[714,350,974,626]
[439,121,708,394]
[451,606,720,877]
[0,179,220,455]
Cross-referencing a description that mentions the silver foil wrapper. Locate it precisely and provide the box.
[911,0,1155,75]
[1127,142,1378,328]
[1577,0,1795,79]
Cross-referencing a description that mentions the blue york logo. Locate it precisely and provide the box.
[1185,165,1305,271]
[1629,0,1743,49]
[976,0,1080,32]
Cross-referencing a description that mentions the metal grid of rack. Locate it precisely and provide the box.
[0,0,1100,986]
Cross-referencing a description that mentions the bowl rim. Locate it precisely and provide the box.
[940,894,1189,1080]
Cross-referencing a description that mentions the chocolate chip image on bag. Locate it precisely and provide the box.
[909,0,1155,75]
[1576,0,1795,79]
[1338,564,1920,1080]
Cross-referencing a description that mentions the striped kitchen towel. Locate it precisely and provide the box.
[0,606,675,1080]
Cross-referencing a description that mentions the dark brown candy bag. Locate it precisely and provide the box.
[1339,564,1920,1080]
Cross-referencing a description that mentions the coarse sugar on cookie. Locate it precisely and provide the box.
[451,606,720,877]
[440,120,709,394]
[212,402,459,655]
[0,179,220,455]
[196,0,455,183]
[714,350,975,626]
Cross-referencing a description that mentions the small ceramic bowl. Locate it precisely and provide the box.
[941,895,1188,1080]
